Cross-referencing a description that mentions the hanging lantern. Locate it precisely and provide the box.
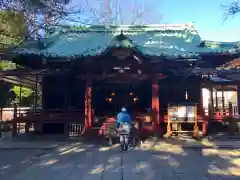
[133,97,138,102]
[106,97,112,103]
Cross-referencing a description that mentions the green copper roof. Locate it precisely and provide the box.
[11,24,240,58]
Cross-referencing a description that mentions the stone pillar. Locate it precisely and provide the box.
[35,122,42,134]
[64,123,69,137]
[84,76,92,130]
[25,122,30,133]
[152,79,160,136]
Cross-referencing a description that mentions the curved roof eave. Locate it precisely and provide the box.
[7,24,240,59]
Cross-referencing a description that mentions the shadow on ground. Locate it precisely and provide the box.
[0,133,239,180]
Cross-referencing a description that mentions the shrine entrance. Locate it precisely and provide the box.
[83,43,164,136]
[92,79,152,128]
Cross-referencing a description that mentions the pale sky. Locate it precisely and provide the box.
[66,0,240,42]
[160,0,240,42]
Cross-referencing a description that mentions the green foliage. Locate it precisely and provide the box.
[11,86,34,106]
[0,9,28,50]
[0,61,16,108]
[12,86,33,100]
[0,10,33,107]
[0,60,17,70]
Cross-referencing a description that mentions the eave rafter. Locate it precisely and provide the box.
[218,58,240,70]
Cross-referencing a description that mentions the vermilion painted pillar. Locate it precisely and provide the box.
[237,85,240,115]
[85,76,92,130]
[209,87,214,115]
[152,79,160,135]
[200,87,207,135]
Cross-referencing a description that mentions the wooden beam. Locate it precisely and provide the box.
[1,76,36,88]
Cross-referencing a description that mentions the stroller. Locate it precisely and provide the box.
[106,121,139,151]
[117,122,132,151]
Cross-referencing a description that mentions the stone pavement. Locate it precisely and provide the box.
[0,140,81,150]
[0,144,238,180]
[144,138,240,149]
[0,132,93,150]
[0,136,239,179]
[1,136,240,149]
[0,149,50,180]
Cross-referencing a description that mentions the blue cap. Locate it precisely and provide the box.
[121,107,127,112]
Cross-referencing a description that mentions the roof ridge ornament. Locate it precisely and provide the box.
[120,29,124,35]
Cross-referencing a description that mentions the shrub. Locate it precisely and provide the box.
[0,121,11,132]
[207,118,227,134]
[224,117,240,136]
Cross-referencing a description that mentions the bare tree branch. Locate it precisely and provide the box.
[222,0,240,22]
[1,0,163,42]
[83,0,162,25]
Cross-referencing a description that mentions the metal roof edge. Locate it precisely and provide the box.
[47,23,199,34]
[201,40,240,47]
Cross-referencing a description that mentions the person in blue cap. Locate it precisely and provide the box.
[116,106,132,151]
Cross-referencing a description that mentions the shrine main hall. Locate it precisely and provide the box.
[0,23,239,137]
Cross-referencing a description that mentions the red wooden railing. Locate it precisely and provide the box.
[204,103,239,121]
[15,109,85,123]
